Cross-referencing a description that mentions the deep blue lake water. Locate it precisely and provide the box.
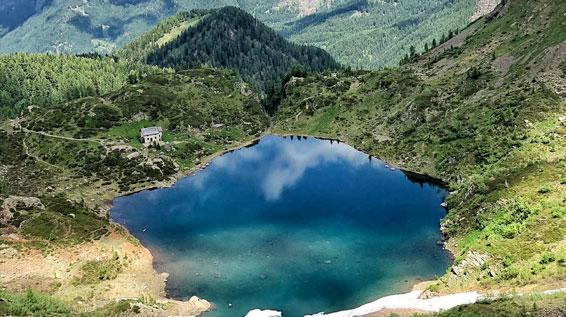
[111,135,451,317]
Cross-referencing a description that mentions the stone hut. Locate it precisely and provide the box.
[140,127,162,146]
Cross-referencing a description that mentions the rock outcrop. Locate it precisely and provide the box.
[166,296,212,316]
[450,251,489,277]
[1,196,44,224]
[470,0,501,21]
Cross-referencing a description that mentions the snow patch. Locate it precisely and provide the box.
[245,309,282,317]
[305,290,481,316]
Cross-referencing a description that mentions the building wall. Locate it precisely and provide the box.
[141,133,162,144]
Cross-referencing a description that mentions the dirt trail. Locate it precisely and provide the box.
[20,127,112,159]
[21,127,105,143]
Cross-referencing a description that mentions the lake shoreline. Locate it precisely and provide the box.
[107,133,459,317]
[103,135,270,313]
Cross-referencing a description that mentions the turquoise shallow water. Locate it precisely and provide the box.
[111,135,451,317]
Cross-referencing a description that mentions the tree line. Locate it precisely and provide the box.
[0,53,163,119]
[399,28,460,65]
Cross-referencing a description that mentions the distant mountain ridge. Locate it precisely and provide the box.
[0,0,52,36]
[0,0,490,68]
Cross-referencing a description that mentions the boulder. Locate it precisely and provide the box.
[450,251,489,277]
[186,296,212,314]
[126,152,141,160]
[1,196,44,224]
[165,296,212,317]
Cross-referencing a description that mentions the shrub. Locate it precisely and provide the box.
[537,186,551,194]
[466,67,482,80]
[0,288,71,316]
[503,254,514,267]
[73,251,123,285]
[427,283,440,293]
[539,252,556,264]
[499,223,521,239]
[499,267,519,280]
[550,207,565,218]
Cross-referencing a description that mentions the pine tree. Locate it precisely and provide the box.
[409,45,416,58]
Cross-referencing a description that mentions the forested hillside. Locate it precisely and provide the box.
[282,0,487,69]
[0,54,164,119]
[139,7,340,95]
[274,0,565,293]
[117,10,208,64]
[0,6,338,119]
[0,0,489,68]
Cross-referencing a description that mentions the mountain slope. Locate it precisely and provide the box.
[116,10,208,64]
[2,68,268,230]
[274,0,565,292]
[0,0,492,68]
[0,0,52,36]
[282,0,490,69]
[0,0,233,54]
[125,7,340,95]
[0,68,268,314]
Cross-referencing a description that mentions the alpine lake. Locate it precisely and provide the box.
[111,135,452,317]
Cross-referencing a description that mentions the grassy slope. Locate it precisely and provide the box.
[116,10,208,64]
[1,68,268,248]
[274,0,565,293]
[0,67,267,315]
[424,291,566,317]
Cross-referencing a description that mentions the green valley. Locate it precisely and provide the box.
[0,0,493,68]
[0,0,564,316]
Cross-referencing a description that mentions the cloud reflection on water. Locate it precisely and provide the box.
[209,136,378,201]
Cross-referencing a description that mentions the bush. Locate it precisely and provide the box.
[427,283,440,293]
[537,186,551,194]
[550,207,565,219]
[499,267,519,280]
[0,288,71,316]
[539,252,556,264]
[499,223,521,239]
[466,67,482,80]
[73,251,123,285]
